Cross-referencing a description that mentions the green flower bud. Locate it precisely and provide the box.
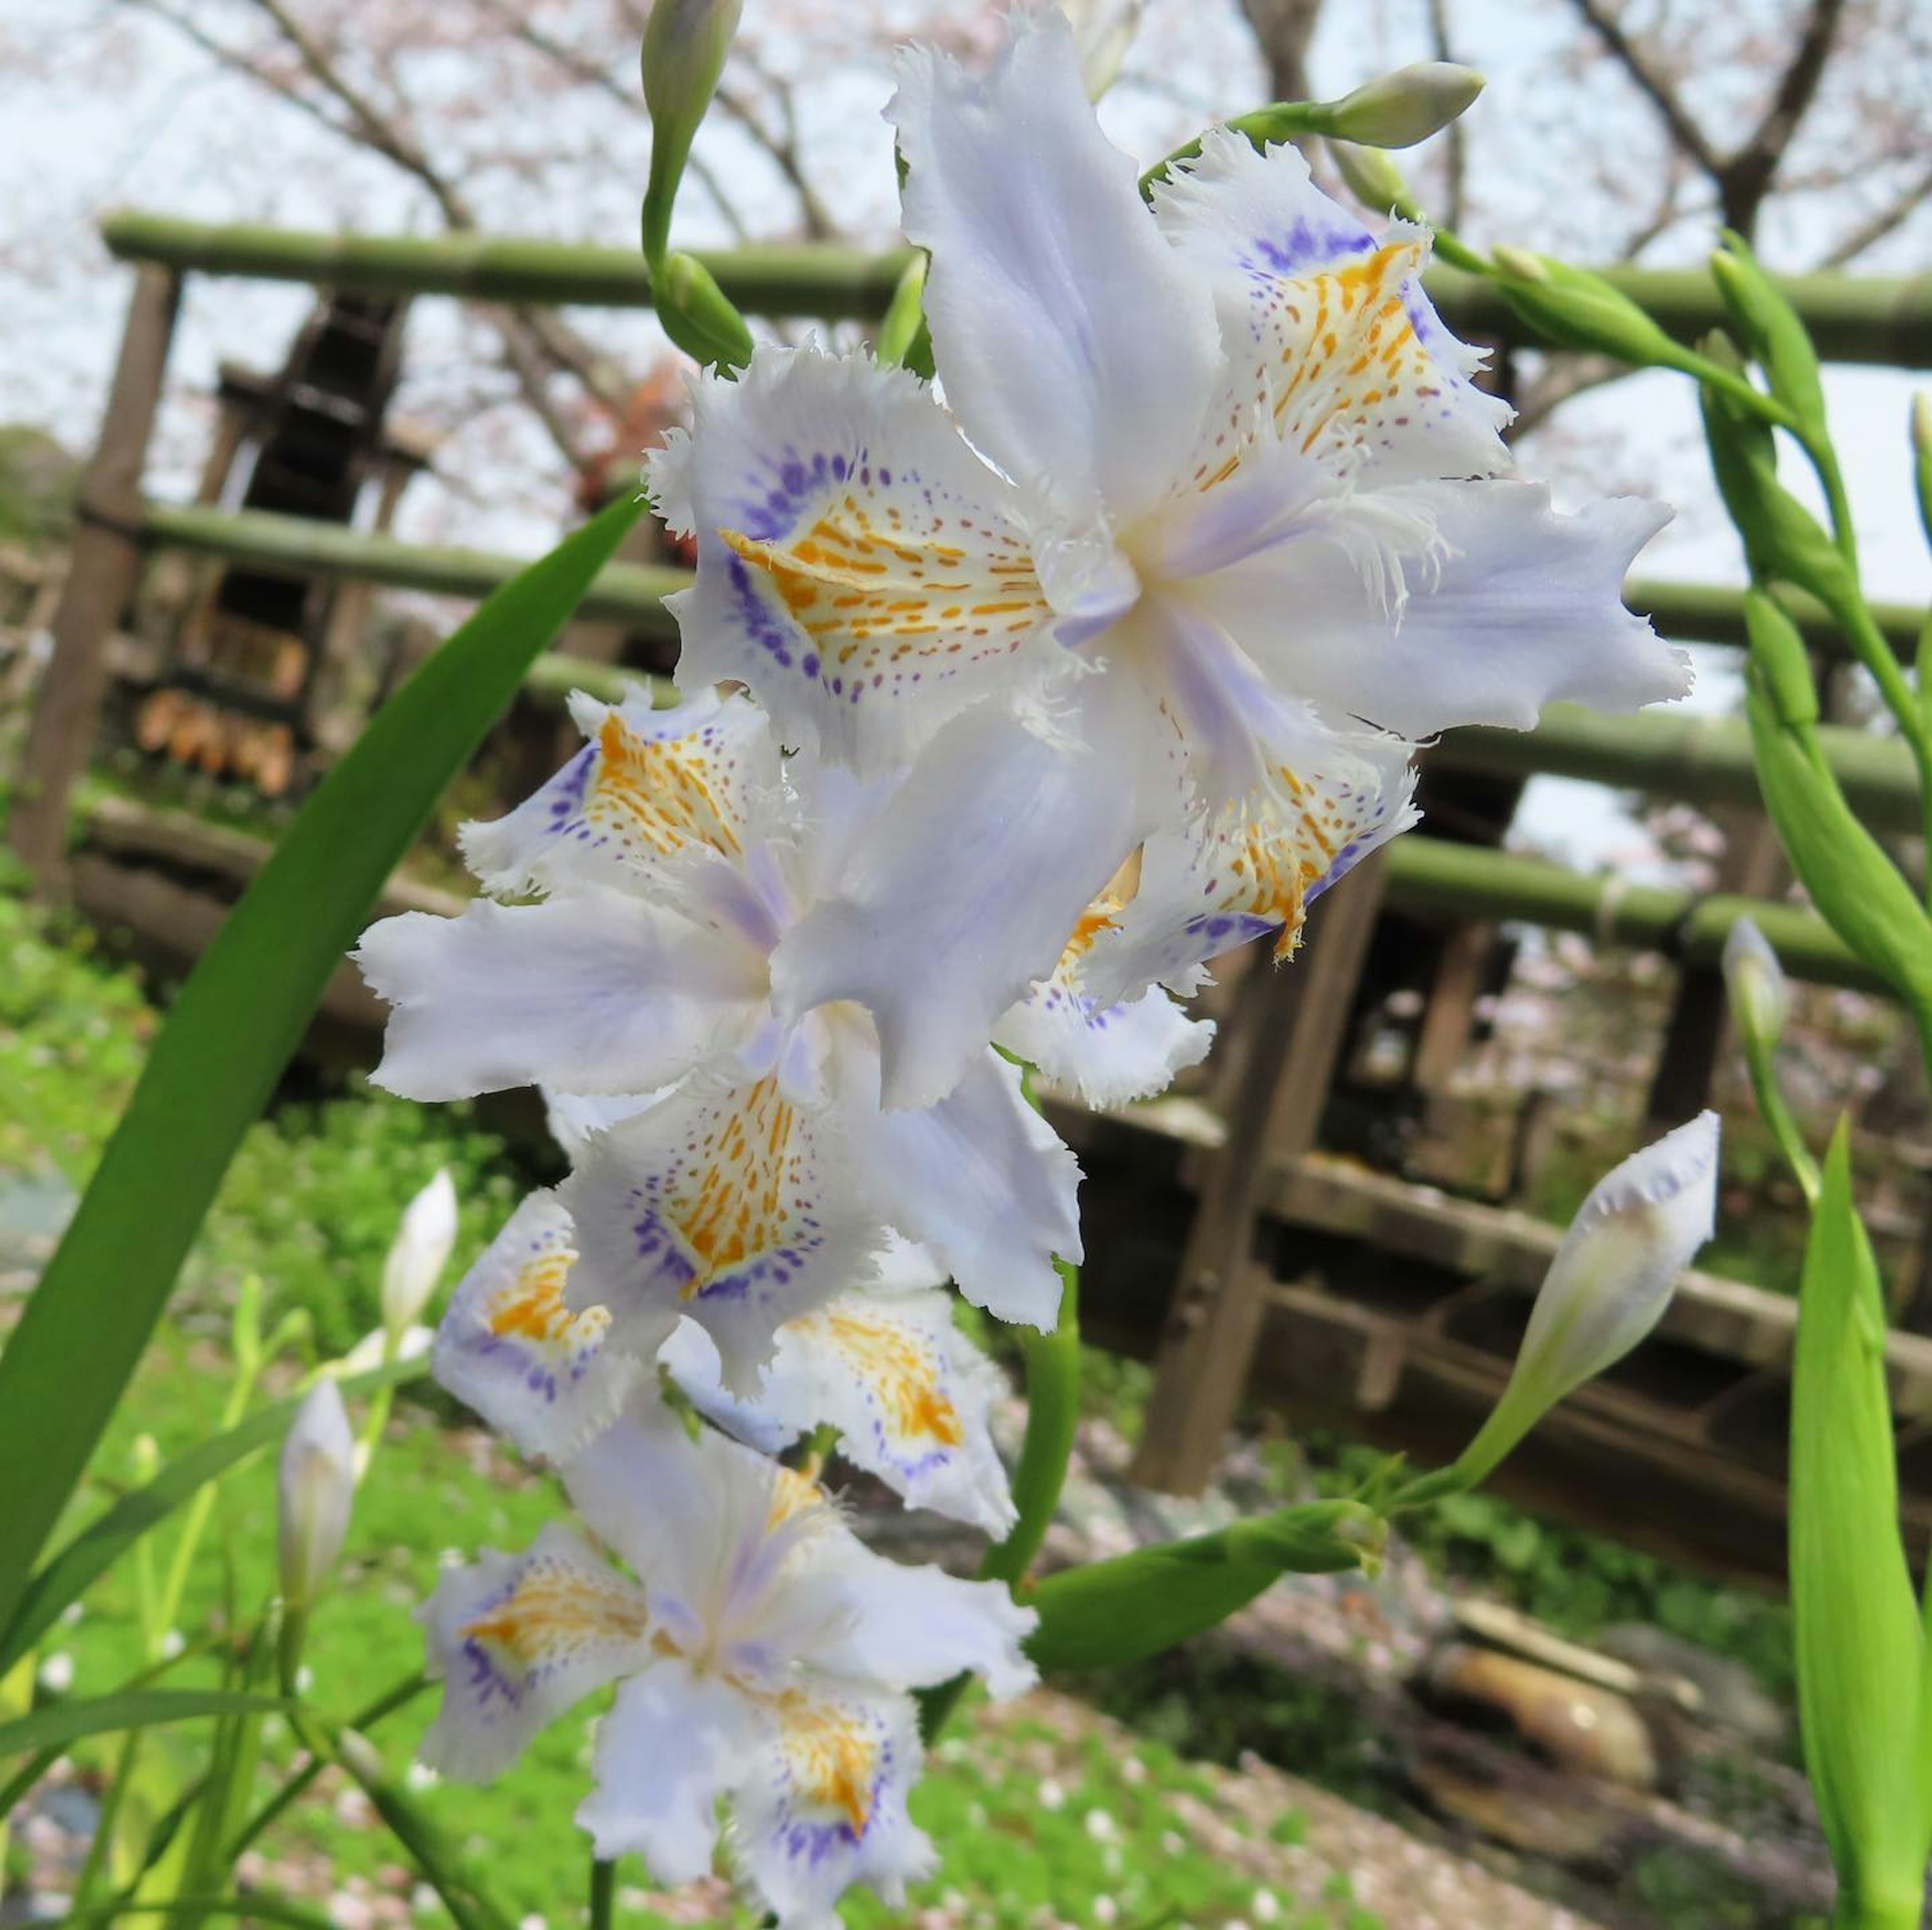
[655,250,755,373]
[1323,62,1483,149]
[639,0,745,267]
[1710,235,1826,434]
[1329,139,1413,214]
[1790,1124,1932,1920]
[1912,392,1932,553]
[1741,588,1819,729]
[1745,679,1932,1022]
[1490,246,1692,371]
[1700,383,1855,613]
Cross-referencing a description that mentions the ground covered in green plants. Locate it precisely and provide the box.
[0,869,1807,1928]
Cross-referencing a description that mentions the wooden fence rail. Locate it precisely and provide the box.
[101,210,1932,368]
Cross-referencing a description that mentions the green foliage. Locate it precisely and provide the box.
[193,1093,518,1359]
[0,879,154,1182]
[0,494,645,1636]
[1790,1124,1930,1922]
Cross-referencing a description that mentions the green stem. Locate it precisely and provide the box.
[589,1858,616,1930]
[72,1726,144,1904]
[920,1245,1081,1741]
[1742,1036,1822,1206]
[980,1257,1081,1591]
[155,1352,264,1642]
[1832,1893,1924,1930]
[221,1672,428,1863]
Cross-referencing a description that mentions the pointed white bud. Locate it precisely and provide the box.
[1061,0,1144,100]
[1324,62,1483,149]
[1458,1113,1720,1483]
[381,1170,457,1339]
[277,1379,355,1610]
[1723,915,1790,1051]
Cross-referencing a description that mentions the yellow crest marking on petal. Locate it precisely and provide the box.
[1267,239,1436,461]
[665,1075,808,1290]
[806,1308,964,1449]
[772,1691,879,1834]
[719,493,1051,674]
[460,1568,649,1665]
[586,710,745,859]
[485,1249,611,1350]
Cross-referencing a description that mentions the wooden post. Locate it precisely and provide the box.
[8,266,181,888]
[1130,853,1390,1494]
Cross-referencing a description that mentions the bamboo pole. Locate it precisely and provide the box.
[1435,701,1920,832]
[1378,836,1876,993]
[140,504,684,640]
[101,211,901,322]
[138,504,1922,684]
[135,505,1926,829]
[100,209,1932,368]
[1627,578,1918,659]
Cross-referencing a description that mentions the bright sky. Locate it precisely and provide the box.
[2,0,1925,874]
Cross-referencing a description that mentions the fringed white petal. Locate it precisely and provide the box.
[460,685,780,898]
[415,1524,652,1782]
[560,1075,884,1393]
[355,892,766,1102]
[840,1047,1082,1329]
[1196,479,1683,738]
[1153,127,1512,486]
[651,345,1057,771]
[733,1686,933,1930]
[431,1193,637,1463]
[889,8,1219,525]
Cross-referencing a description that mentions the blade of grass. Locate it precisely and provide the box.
[0,1355,429,1676]
[0,1689,287,1757]
[0,494,645,1634]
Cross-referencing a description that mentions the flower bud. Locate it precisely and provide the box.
[1329,140,1412,214]
[1722,914,1790,1052]
[1323,62,1483,149]
[277,1379,355,1610]
[656,250,756,371]
[640,0,745,265]
[1061,0,1144,100]
[1491,246,1692,373]
[1457,1113,1719,1483]
[382,1169,457,1340]
[1912,393,1932,550]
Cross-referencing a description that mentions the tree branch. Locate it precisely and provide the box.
[1818,156,1932,266]
[1567,0,1722,178]
[1717,0,1847,235]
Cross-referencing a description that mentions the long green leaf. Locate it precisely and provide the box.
[55,1895,336,1930]
[1790,1122,1930,1921]
[0,1690,287,1758]
[0,494,645,1634]
[0,1354,430,1680]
